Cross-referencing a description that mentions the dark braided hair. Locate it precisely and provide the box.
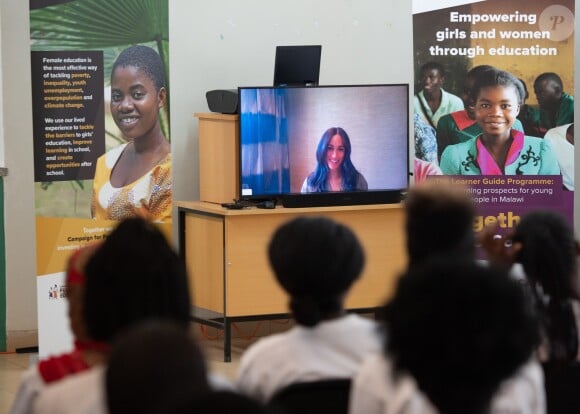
[268,216,364,327]
[512,210,579,363]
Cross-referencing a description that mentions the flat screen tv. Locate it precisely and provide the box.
[273,45,322,86]
[238,84,410,208]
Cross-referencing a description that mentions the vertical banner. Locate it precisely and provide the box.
[30,0,170,356]
[412,0,574,240]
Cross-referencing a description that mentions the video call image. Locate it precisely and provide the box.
[239,85,409,197]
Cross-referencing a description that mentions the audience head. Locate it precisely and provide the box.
[106,321,209,414]
[384,259,540,414]
[512,209,579,362]
[268,216,364,327]
[83,217,191,343]
[533,72,564,109]
[404,180,475,267]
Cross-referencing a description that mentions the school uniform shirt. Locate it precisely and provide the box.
[436,110,524,161]
[236,314,381,403]
[440,130,561,176]
[32,366,106,414]
[348,354,437,414]
[414,88,464,129]
[543,123,574,190]
[349,354,545,414]
[11,345,93,414]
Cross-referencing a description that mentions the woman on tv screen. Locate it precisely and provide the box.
[301,127,368,193]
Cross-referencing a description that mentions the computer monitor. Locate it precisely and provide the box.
[273,45,322,87]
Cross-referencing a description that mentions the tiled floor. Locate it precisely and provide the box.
[0,352,35,414]
[0,326,259,414]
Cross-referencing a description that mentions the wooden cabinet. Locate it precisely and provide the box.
[195,113,239,203]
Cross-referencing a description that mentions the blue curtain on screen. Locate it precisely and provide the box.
[240,88,290,195]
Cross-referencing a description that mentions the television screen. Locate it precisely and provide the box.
[238,84,410,207]
[273,45,322,86]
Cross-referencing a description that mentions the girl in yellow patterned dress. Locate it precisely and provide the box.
[91,45,171,222]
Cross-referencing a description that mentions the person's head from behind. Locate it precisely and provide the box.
[106,321,209,414]
[512,209,579,362]
[83,217,191,344]
[404,180,475,268]
[471,68,523,139]
[268,216,364,327]
[533,72,564,110]
[384,259,540,414]
[110,45,167,141]
[419,61,446,95]
[462,65,495,118]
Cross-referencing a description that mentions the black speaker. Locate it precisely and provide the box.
[206,89,238,114]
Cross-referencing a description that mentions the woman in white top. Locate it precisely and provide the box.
[236,217,381,402]
[350,259,542,414]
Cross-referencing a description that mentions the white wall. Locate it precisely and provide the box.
[1,0,37,342]
[2,0,580,340]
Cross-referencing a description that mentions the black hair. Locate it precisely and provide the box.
[420,61,446,77]
[83,217,191,342]
[534,72,564,91]
[106,321,209,414]
[384,259,540,414]
[466,64,495,79]
[518,78,530,101]
[268,216,364,327]
[512,209,579,363]
[306,127,366,192]
[404,181,475,268]
[471,68,525,105]
[111,45,165,91]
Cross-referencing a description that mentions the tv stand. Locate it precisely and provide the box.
[176,201,406,361]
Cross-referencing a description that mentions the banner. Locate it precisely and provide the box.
[30,0,170,356]
[412,0,574,239]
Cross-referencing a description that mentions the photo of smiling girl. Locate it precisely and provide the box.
[440,68,561,176]
[300,127,368,193]
[91,45,172,222]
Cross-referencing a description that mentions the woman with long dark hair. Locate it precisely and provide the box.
[301,127,367,193]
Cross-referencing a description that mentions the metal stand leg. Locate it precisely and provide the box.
[224,318,232,362]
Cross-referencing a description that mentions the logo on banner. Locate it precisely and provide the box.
[48,284,68,301]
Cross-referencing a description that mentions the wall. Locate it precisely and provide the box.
[1,0,37,349]
[169,0,414,204]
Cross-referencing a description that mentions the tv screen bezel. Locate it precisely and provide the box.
[237,84,410,208]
